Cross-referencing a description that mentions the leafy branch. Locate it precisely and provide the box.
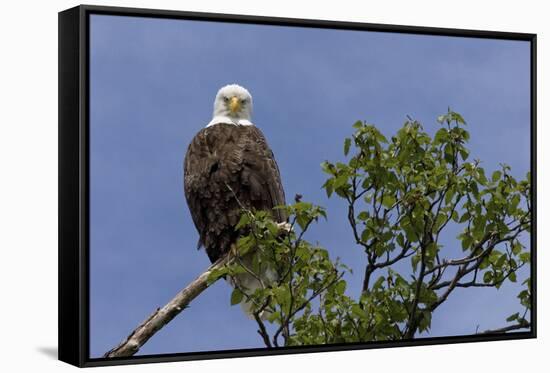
[105,109,532,356]
[317,108,531,340]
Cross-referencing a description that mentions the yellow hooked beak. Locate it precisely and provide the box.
[229,96,241,113]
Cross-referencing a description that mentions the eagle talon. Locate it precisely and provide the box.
[229,243,239,257]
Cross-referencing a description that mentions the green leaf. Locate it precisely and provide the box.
[235,213,251,230]
[267,311,280,323]
[492,170,502,183]
[461,235,473,251]
[506,312,519,322]
[477,168,489,185]
[274,286,291,310]
[230,288,244,305]
[425,242,438,259]
[351,304,366,319]
[333,174,349,189]
[396,233,405,248]
[373,276,385,290]
[382,194,396,209]
[451,112,466,125]
[495,254,507,268]
[459,212,470,223]
[411,254,420,272]
[296,215,309,230]
[237,236,254,255]
[335,280,347,295]
[433,128,448,144]
[445,188,454,205]
[472,215,486,241]
[403,223,418,242]
[451,210,459,222]
[321,161,335,175]
[519,252,531,263]
[435,213,447,231]
[512,242,522,255]
[483,271,493,284]
[344,138,351,156]
[444,144,454,163]
[459,148,469,161]
[418,311,433,332]
[323,179,334,198]
[361,228,372,242]
[207,267,229,285]
[479,256,490,270]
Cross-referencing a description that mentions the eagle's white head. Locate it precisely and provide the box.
[207,84,254,127]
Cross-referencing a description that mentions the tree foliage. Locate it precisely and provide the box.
[220,109,532,347]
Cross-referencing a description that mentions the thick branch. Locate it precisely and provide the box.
[480,321,531,334]
[104,254,231,358]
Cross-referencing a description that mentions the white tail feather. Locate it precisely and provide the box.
[227,254,278,320]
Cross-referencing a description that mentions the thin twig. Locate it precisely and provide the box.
[254,312,273,348]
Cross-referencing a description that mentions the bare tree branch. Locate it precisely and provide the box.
[480,321,531,334]
[104,254,231,358]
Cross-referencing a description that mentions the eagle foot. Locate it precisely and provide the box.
[276,222,292,234]
[229,243,239,257]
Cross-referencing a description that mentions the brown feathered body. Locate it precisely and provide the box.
[184,123,287,263]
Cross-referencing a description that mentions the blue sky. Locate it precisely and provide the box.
[89,14,531,358]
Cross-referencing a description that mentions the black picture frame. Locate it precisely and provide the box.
[58,4,537,368]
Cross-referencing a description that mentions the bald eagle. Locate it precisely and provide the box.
[183,84,287,316]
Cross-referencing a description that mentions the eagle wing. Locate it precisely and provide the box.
[241,125,287,222]
[184,123,287,262]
